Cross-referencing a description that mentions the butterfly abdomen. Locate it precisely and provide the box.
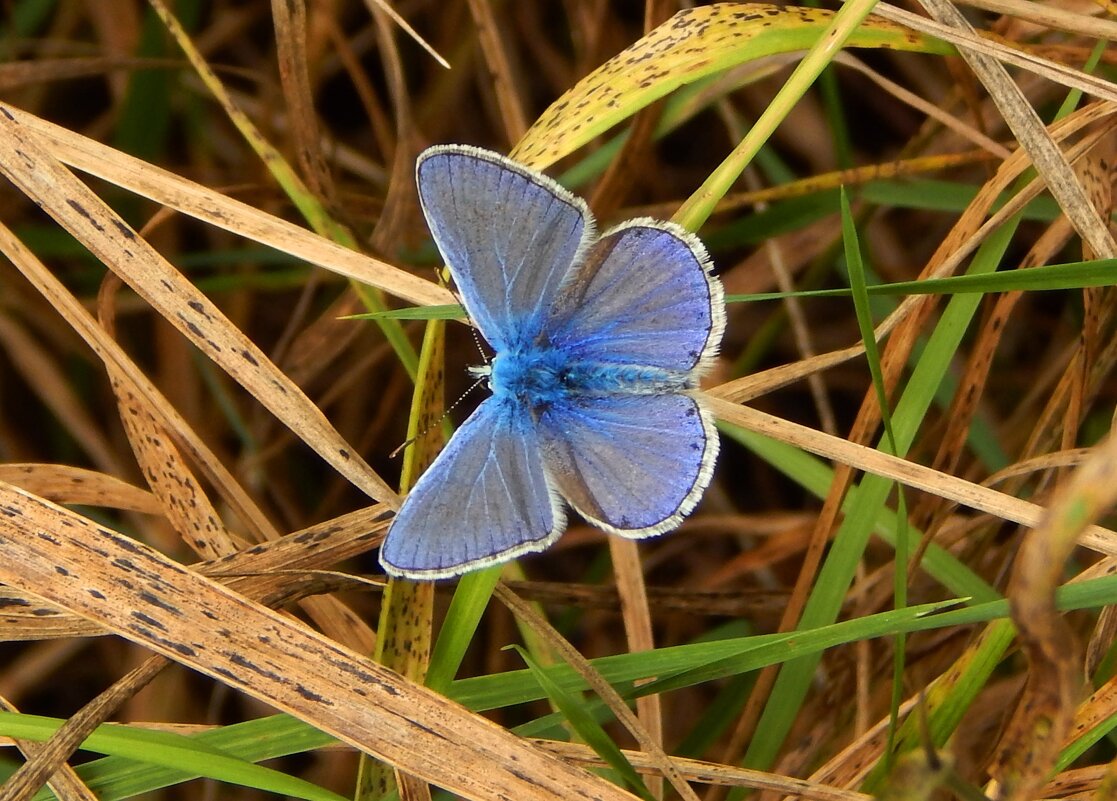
[489,346,690,409]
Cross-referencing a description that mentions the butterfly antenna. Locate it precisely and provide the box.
[389,274,490,459]
[437,275,490,365]
[389,372,489,459]
[468,324,492,364]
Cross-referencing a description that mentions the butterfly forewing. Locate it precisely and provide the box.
[380,398,565,579]
[545,219,723,377]
[416,146,592,350]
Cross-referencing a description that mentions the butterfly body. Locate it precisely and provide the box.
[380,145,724,580]
[487,347,689,410]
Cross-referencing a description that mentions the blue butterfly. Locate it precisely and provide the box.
[380,145,724,579]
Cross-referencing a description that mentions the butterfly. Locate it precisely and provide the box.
[379,145,724,579]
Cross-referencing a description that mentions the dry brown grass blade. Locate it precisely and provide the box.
[98,277,375,655]
[98,275,250,562]
[506,580,792,619]
[0,313,124,475]
[702,396,1117,555]
[494,584,700,801]
[669,150,999,220]
[915,0,1117,260]
[0,106,397,507]
[608,538,665,791]
[466,0,529,144]
[954,0,1117,40]
[1019,314,1117,470]
[0,483,641,801]
[272,0,338,203]
[0,694,97,801]
[0,57,180,93]
[1065,142,1114,465]
[0,464,159,513]
[1,656,166,801]
[804,695,923,790]
[359,0,449,69]
[0,504,391,643]
[1040,764,1113,798]
[533,740,870,801]
[874,3,1117,105]
[0,218,279,544]
[1069,675,1117,763]
[0,589,106,642]
[983,448,1093,488]
[0,103,451,308]
[1085,621,1117,710]
[636,148,1006,220]
[993,432,1117,798]
[204,504,390,603]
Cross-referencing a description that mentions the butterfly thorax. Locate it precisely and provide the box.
[485,346,691,408]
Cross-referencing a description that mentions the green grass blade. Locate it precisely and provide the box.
[675,0,890,230]
[427,566,503,694]
[0,712,345,801]
[513,646,655,801]
[739,212,1021,780]
[842,186,910,768]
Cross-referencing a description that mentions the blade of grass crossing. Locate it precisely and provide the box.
[737,213,1023,784]
[147,0,418,379]
[17,577,1117,801]
[0,711,346,801]
[724,259,1117,303]
[361,319,446,800]
[719,426,997,603]
[512,647,656,801]
[1054,40,1108,119]
[866,71,1114,786]
[674,0,887,231]
[841,187,910,768]
[427,566,503,694]
[860,618,1017,793]
[362,260,1117,323]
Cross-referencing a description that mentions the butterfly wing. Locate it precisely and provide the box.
[538,393,718,538]
[545,219,724,377]
[416,146,594,349]
[380,398,565,579]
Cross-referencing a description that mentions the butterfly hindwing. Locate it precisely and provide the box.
[537,393,718,537]
[380,397,565,579]
[545,219,723,377]
[416,146,593,349]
